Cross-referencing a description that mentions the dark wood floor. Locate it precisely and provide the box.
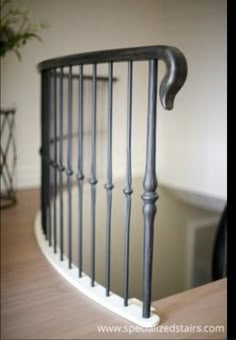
[1,189,226,339]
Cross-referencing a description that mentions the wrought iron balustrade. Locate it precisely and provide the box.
[37,45,187,326]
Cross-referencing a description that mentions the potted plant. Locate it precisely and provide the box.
[0,0,48,207]
[0,0,47,60]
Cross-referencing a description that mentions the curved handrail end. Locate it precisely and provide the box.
[159,47,188,110]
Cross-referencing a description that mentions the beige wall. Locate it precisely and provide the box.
[1,0,226,200]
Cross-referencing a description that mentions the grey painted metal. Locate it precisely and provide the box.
[41,71,48,237]
[67,66,73,269]
[89,63,98,287]
[39,45,188,319]
[105,62,114,297]
[45,71,51,245]
[59,67,65,261]
[53,69,58,254]
[38,45,187,111]
[46,72,50,241]
[142,60,159,318]
[48,71,53,247]
[44,72,51,240]
[78,64,84,277]
[40,72,46,236]
[42,71,50,243]
[123,61,133,306]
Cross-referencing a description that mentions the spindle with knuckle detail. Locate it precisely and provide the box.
[37,45,187,327]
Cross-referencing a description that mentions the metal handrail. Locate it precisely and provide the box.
[38,45,187,110]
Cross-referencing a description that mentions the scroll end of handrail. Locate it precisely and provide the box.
[159,47,188,110]
[160,91,175,111]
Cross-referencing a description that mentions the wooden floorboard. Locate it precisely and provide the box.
[1,189,226,339]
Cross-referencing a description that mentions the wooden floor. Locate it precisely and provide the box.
[1,189,226,339]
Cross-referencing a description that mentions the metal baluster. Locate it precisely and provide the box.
[105,62,114,297]
[123,61,133,306]
[45,71,51,245]
[142,60,158,318]
[67,65,73,269]
[40,71,47,237]
[48,70,53,247]
[53,68,58,254]
[59,67,65,261]
[89,64,98,286]
[43,72,49,238]
[78,64,84,277]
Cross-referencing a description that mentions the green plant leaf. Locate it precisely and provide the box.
[0,0,48,60]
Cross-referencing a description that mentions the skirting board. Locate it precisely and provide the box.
[34,211,160,328]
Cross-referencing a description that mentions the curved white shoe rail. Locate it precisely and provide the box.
[34,211,160,328]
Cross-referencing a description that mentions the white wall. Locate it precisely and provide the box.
[1,0,227,200]
[156,0,227,200]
